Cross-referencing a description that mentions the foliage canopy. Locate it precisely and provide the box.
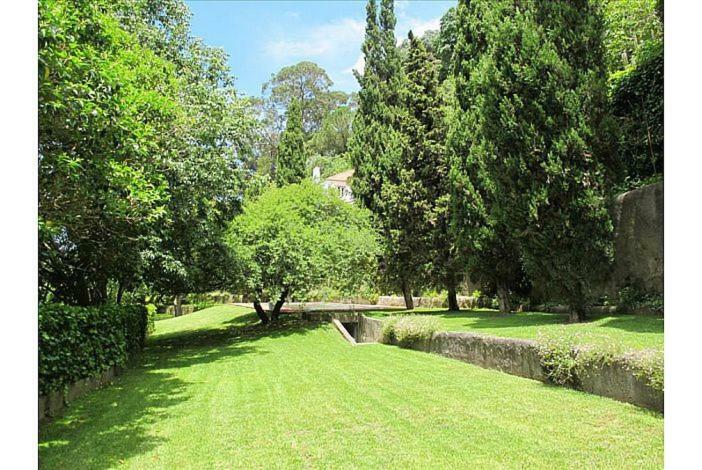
[226,181,380,321]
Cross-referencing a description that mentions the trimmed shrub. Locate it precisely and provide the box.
[381,315,442,348]
[39,303,149,395]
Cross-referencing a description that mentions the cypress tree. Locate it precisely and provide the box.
[276,99,306,186]
[448,0,525,313]
[394,31,462,310]
[350,0,417,308]
[349,0,382,210]
[451,0,614,321]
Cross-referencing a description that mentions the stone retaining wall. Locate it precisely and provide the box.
[358,315,384,343]
[609,181,663,296]
[428,332,546,382]
[579,356,663,411]
[537,304,662,316]
[39,365,122,422]
[165,304,197,316]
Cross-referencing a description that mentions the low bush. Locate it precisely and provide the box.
[536,329,663,392]
[193,301,216,312]
[381,315,442,348]
[617,285,663,315]
[628,349,664,392]
[39,303,150,395]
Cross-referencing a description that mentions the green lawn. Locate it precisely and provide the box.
[153,312,173,322]
[39,305,663,468]
[367,308,663,352]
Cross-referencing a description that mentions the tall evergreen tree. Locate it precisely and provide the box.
[275,99,306,186]
[451,0,614,321]
[393,31,462,310]
[350,0,417,308]
[448,0,525,313]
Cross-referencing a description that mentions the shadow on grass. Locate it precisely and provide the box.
[366,308,664,335]
[594,315,664,334]
[38,311,325,469]
[367,308,570,329]
[441,311,568,330]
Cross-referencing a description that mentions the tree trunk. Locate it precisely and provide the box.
[271,288,289,322]
[116,280,126,304]
[253,300,270,324]
[401,279,414,310]
[447,284,459,311]
[174,294,184,317]
[569,304,587,323]
[496,281,512,314]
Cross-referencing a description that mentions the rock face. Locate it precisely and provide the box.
[609,182,664,296]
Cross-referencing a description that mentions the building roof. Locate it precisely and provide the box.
[325,169,354,184]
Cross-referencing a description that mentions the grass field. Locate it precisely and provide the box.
[39,305,663,468]
[366,308,663,352]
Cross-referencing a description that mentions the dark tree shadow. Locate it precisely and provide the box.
[366,309,570,329]
[441,310,568,330]
[38,310,325,469]
[364,308,663,335]
[593,315,664,334]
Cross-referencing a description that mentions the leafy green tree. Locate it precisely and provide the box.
[436,7,458,81]
[262,61,348,134]
[39,0,177,305]
[601,0,662,74]
[226,182,380,324]
[451,0,614,321]
[607,2,663,187]
[276,99,307,185]
[610,41,663,185]
[39,0,257,307]
[307,106,355,157]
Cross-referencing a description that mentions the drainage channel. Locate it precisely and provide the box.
[331,317,375,345]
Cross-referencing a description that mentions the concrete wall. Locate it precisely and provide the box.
[165,305,196,316]
[579,357,663,412]
[355,315,662,412]
[358,315,384,343]
[39,365,122,422]
[428,332,546,382]
[608,181,664,296]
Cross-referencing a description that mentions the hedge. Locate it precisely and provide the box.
[381,315,442,348]
[39,303,152,395]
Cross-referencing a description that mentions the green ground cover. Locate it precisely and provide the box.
[153,312,173,322]
[367,308,663,352]
[39,305,663,468]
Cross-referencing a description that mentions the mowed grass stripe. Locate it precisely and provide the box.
[39,305,663,469]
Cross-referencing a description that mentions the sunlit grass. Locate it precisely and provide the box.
[39,305,663,468]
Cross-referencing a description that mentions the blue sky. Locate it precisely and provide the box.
[186,1,455,97]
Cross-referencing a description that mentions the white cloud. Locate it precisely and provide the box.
[264,18,364,60]
[345,54,365,76]
[397,16,441,42]
[342,14,440,77]
[395,0,411,18]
